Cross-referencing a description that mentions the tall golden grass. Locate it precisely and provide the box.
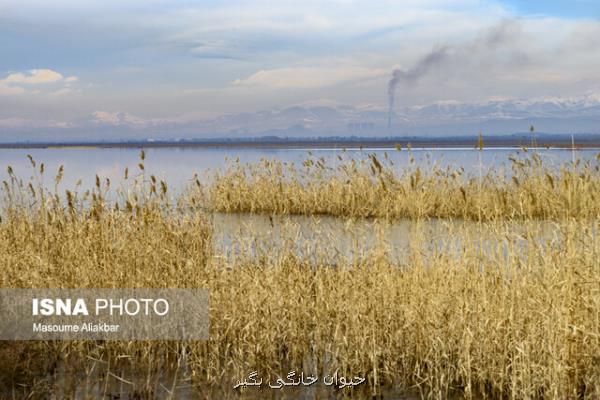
[210,151,600,220]
[0,152,598,399]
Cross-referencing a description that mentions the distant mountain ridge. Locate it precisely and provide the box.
[90,93,600,137]
[2,94,600,142]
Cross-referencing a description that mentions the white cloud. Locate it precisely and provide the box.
[92,110,161,128]
[0,69,79,96]
[2,69,63,84]
[232,66,387,89]
[0,85,26,95]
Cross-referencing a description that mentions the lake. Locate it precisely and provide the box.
[1,145,596,264]
[0,146,598,191]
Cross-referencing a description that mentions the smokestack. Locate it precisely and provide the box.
[386,21,519,125]
[387,47,449,128]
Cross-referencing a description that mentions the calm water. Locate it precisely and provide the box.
[0,146,598,191]
[212,212,578,266]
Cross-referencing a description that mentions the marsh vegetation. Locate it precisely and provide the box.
[210,150,600,220]
[0,150,599,399]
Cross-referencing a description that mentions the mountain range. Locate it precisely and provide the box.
[3,94,600,142]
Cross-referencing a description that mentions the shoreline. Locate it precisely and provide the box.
[1,137,600,150]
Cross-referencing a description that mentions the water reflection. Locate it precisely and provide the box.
[212,213,572,266]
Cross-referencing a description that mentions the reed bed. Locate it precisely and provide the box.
[210,151,600,220]
[0,153,598,399]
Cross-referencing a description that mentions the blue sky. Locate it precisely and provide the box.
[502,0,599,18]
[0,0,599,139]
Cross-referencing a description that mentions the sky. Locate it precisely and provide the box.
[0,0,599,140]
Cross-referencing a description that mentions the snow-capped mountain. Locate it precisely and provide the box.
[406,94,600,122]
[2,94,600,141]
[184,94,600,136]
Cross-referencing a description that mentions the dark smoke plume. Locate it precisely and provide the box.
[387,48,449,127]
[386,20,522,128]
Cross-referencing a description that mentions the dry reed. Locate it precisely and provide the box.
[209,151,600,220]
[0,152,598,399]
